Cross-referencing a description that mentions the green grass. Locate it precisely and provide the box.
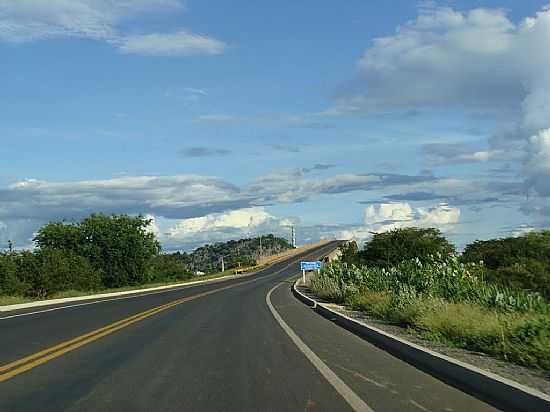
[0,266,257,308]
[343,289,550,371]
[311,257,550,371]
[0,295,32,306]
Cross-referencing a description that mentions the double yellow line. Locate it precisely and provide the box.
[0,244,337,383]
[0,281,244,383]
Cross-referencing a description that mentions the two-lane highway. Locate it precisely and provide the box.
[0,241,499,411]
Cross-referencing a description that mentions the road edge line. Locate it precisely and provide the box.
[0,242,336,313]
[0,272,258,313]
[266,282,374,412]
[292,280,550,412]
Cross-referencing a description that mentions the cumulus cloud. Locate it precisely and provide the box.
[336,5,550,196]
[163,207,297,250]
[422,143,516,165]
[0,171,458,247]
[338,202,461,242]
[0,0,226,56]
[144,214,161,238]
[0,176,245,221]
[344,7,525,113]
[365,202,460,230]
[524,128,550,196]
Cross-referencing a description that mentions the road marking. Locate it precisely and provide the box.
[0,279,257,383]
[0,242,339,321]
[334,364,388,389]
[0,243,341,383]
[266,282,374,412]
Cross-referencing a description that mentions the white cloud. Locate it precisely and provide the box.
[339,202,461,242]
[163,207,297,249]
[0,171,527,248]
[144,214,161,238]
[348,7,523,112]
[422,143,520,165]
[365,202,460,230]
[524,128,550,196]
[167,207,271,237]
[0,175,244,222]
[117,31,225,56]
[510,224,537,237]
[335,6,550,196]
[0,0,226,57]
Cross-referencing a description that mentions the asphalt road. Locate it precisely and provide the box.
[0,241,500,411]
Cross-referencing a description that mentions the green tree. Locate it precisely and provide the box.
[0,252,30,296]
[360,227,455,267]
[3,250,101,298]
[338,241,361,265]
[34,214,160,288]
[461,231,550,297]
[148,254,193,282]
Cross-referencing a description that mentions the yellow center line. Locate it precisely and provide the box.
[0,280,244,383]
[0,243,337,383]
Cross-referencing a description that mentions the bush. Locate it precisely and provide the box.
[147,254,193,283]
[338,241,362,266]
[462,231,550,297]
[310,256,550,370]
[2,250,102,298]
[505,316,550,370]
[348,290,392,319]
[34,214,160,288]
[360,227,455,267]
[0,252,30,296]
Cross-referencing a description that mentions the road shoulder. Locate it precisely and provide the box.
[269,277,498,412]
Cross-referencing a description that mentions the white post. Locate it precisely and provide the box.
[302,269,306,285]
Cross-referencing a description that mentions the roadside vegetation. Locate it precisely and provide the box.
[0,213,289,304]
[310,228,550,371]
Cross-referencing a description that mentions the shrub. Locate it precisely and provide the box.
[147,254,193,283]
[348,290,392,318]
[360,227,455,267]
[505,316,550,370]
[0,252,30,296]
[34,214,160,288]
[3,249,102,298]
[461,231,550,297]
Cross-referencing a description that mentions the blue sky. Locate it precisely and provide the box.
[1,0,549,251]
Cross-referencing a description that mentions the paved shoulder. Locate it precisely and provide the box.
[269,279,500,412]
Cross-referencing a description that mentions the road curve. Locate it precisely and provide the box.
[0,241,499,411]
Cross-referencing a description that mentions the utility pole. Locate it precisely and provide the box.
[291,226,296,248]
[259,235,262,258]
[221,256,225,273]
[7,240,13,253]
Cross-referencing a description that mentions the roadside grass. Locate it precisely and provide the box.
[0,266,258,308]
[0,295,31,306]
[311,258,550,371]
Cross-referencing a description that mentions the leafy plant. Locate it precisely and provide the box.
[360,227,455,268]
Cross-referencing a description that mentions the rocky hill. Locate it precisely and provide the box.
[172,234,292,273]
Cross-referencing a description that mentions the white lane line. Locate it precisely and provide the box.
[0,287,197,320]
[1,243,339,321]
[0,252,310,321]
[266,282,374,412]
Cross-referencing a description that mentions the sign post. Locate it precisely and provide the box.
[300,261,322,285]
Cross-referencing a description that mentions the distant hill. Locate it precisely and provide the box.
[171,234,293,273]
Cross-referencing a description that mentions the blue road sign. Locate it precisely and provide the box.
[300,261,321,271]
